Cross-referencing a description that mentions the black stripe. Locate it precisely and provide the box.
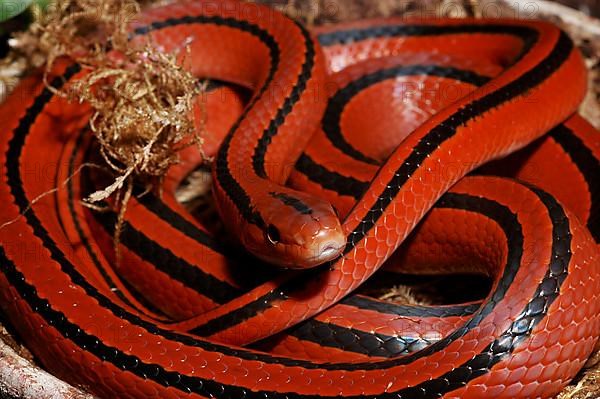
[204,79,228,92]
[343,31,572,253]
[549,124,600,241]
[289,319,432,358]
[135,193,227,254]
[317,23,536,47]
[322,65,491,165]
[342,295,480,318]
[189,275,296,337]
[269,191,313,215]
[252,22,317,179]
[295,153,369,199]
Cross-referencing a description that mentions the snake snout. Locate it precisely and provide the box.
[305,232,346,267]
[289,196,346,269]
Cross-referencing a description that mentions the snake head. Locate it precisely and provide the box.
[243,189,346,269]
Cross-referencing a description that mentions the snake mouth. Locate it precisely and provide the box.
[301,241,346,268]
[320,243,345,260]
[274,238,345,270]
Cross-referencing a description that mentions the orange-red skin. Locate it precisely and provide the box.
[0,1,597,398]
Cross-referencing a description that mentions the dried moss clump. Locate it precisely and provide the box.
[11,0,204,260]
[15,0,203,196]
[75,48,203,204]
[14,0,138,71]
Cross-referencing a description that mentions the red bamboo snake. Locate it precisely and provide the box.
[0,0,599,397]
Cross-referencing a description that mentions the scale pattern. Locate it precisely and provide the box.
[0,1,598,398]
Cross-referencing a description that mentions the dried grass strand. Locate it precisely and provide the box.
[0,163,105,231]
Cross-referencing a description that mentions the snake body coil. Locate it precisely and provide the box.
[0,1,599,398]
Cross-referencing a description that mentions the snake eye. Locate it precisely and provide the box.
[266,224,280,245]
